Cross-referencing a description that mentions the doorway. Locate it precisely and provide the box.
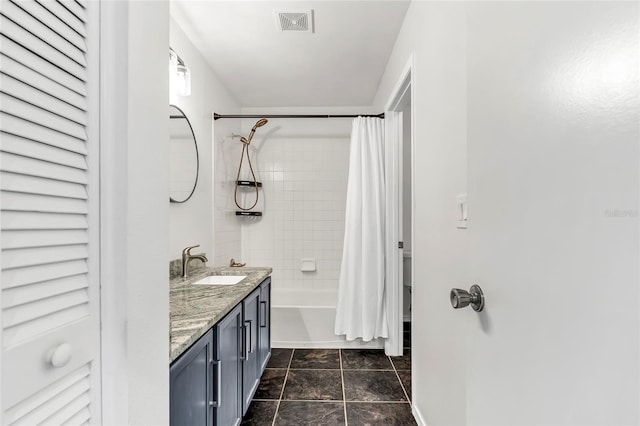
[400,100,412,352]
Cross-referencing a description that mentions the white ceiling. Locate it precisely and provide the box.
[170,1,410,107]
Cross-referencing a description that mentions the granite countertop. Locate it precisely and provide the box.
[169,266,272,362]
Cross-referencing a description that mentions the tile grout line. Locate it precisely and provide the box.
[286,368,343,371]
[339,349,348,426]
[254,398,411,404]
[271,349,295,426]
[390,354,411,404]
[287,367,394,371]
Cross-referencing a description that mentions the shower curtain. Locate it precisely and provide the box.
[335,117,388,341]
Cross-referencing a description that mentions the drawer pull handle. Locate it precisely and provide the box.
[260,301,267,328]
[240,324,246,360]
[245,320,252,355]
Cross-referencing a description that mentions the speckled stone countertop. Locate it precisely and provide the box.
[170,266,272,362]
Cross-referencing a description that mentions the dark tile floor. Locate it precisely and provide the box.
[242,325,414,426]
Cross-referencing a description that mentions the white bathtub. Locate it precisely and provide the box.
[270,288,383,349]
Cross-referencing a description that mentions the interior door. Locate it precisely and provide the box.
[465,2,639,424]
[0,0,102,423]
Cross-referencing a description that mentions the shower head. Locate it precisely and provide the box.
[253,118,268,130]
[240,118,269,145]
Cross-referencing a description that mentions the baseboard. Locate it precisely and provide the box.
[413,403,428,426]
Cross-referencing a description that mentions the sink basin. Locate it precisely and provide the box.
[193,275,246,286]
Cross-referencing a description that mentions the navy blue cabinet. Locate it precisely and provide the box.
[170,329,214,426]
[171,277,271,426]
[258,278,271,372]
[213,303,243,426]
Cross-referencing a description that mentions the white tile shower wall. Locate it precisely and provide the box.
[241,136,349,292]
[238,108,374,294]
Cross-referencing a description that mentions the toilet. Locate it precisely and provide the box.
[403,251,412,320]
[403,251,412,288]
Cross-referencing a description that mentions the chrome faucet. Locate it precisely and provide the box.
[182,245,208,278]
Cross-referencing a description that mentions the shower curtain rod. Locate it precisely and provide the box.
[213,113,385,120]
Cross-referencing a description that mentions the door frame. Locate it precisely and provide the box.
[99,2,130,423]
[384,54,415,356]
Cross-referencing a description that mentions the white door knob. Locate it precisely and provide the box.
[48,343,72,368]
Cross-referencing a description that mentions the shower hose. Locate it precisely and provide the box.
[234,142,259,211]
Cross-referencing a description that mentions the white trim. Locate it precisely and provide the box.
[383,110,403,357]
[384,54,415,357]
[86,1,103,422]
[413,402,428,426]
[99,2,129,424]
[0,106,3,426]
[385,54,415,112]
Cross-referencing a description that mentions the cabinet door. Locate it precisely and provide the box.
[170,329,214,426]
[258,278,272,373]
[0,2,104,423]
[242,288,261,415]
[214,304,243,426]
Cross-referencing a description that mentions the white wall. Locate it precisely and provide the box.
[127,2,170,423]
[169,18,241,265]
[99,2,130,423]
[374,3,469,424]
[239,107,374,296]
[100,1,170,424]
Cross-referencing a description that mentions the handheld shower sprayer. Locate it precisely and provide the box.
[254,118,269,128]
[235,119,269,210]
[240,118,269,145]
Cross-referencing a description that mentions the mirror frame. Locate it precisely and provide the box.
[169,104,199,203]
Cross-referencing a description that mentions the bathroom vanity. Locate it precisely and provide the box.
[169,267,272,426]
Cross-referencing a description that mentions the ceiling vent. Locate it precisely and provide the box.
[276,10,314,32]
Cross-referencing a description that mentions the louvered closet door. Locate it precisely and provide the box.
[0,0,101,424]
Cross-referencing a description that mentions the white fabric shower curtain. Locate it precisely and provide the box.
[335,117,388,341]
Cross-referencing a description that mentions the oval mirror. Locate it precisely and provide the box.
[169,105,199,203]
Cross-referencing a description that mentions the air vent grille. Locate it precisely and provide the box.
[277,11,313,32]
